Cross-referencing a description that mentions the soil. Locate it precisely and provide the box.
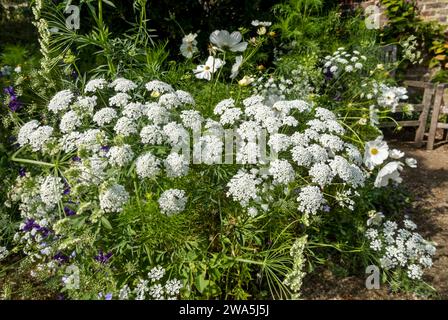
[301,140,448,300]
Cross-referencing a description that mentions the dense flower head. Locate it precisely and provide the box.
[365,218,436,280]
[99,184,129,213]
[158,189,187,215]
[48,90,74,113]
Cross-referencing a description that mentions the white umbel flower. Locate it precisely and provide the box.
[175,90,195,105]
[227,169,261,207]
[75,96,98,115]
[145,103,169,124]
[99,184,129,213]
[140,125,165,145]
[40,176,64,208]
[163,122,188,146]
[29,126,54,152]
[180,110,203,130]
[296,186,325,216]
[60,110,81,133]
[268,133,291,153]
[108,144,134,167]
[18,120,40,147]
[164,153,189,177]
[135,152,161,179]
[114,117,137,137]
[109,93,131,107]
[309,163,334,187]
[122,102,144,120]
[85,78,107,93]
[109,78,137,93]
[93,107,118,126]
[48,90,74,113]
[158,189,187,215]
[145,80,174,95]
[269,159,295,185]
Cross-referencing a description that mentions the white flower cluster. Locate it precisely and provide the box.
[323,48,366,76]
[60,110,81,133]
[211,94,368,217]
[136,152,161,179]
[296,186,325,216]
[93,107,118,126]
[269,159,295,185]
[158,189,187,215]
[48,89,74,113]
[39,176,64,208]
[85,78,107,93]
[377,84,408,112]
[252,67,314,103]
[109,78,137,93]
[99,184,130,213]
[227,169,262,207]
[365,218,436,280]
[0,246,10,261]
[108,144,134,167]
[18,120,54,152]
[119,266,182,300]
[165,153,189,177]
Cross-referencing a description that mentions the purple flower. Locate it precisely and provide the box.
[53,252,70,264]
[19,167,26,177]
[37,226,51,238]
[72,156,81,162]
[98,292,113,300]
[324,69,334,81]
[94,250,113,264]
[3,86,14,95]
[3,86,22,112]
[63,181,71,195]
[64,206,76,216]
[22,218,40,232]
[100,145,110,153]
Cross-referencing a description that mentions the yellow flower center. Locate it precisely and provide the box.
[204,66,210,70]
[370,148,379,155]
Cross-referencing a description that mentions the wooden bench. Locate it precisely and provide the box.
[426,83,448,150]
[379,80,436,147]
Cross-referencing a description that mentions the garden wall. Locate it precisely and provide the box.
[357,0,448,24]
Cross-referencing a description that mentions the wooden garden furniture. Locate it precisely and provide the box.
[426,83,448,150]
[379,80,436,148]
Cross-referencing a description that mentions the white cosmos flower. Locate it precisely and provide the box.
[210,30,248,52]
[193,56,224,81]
[389,149,404,159]
[405,157,417,168]
[367,211,385,226]
[374,161,404,187]
[230,55,243,79]
[180,33,198,59]
[364,136,389,170]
